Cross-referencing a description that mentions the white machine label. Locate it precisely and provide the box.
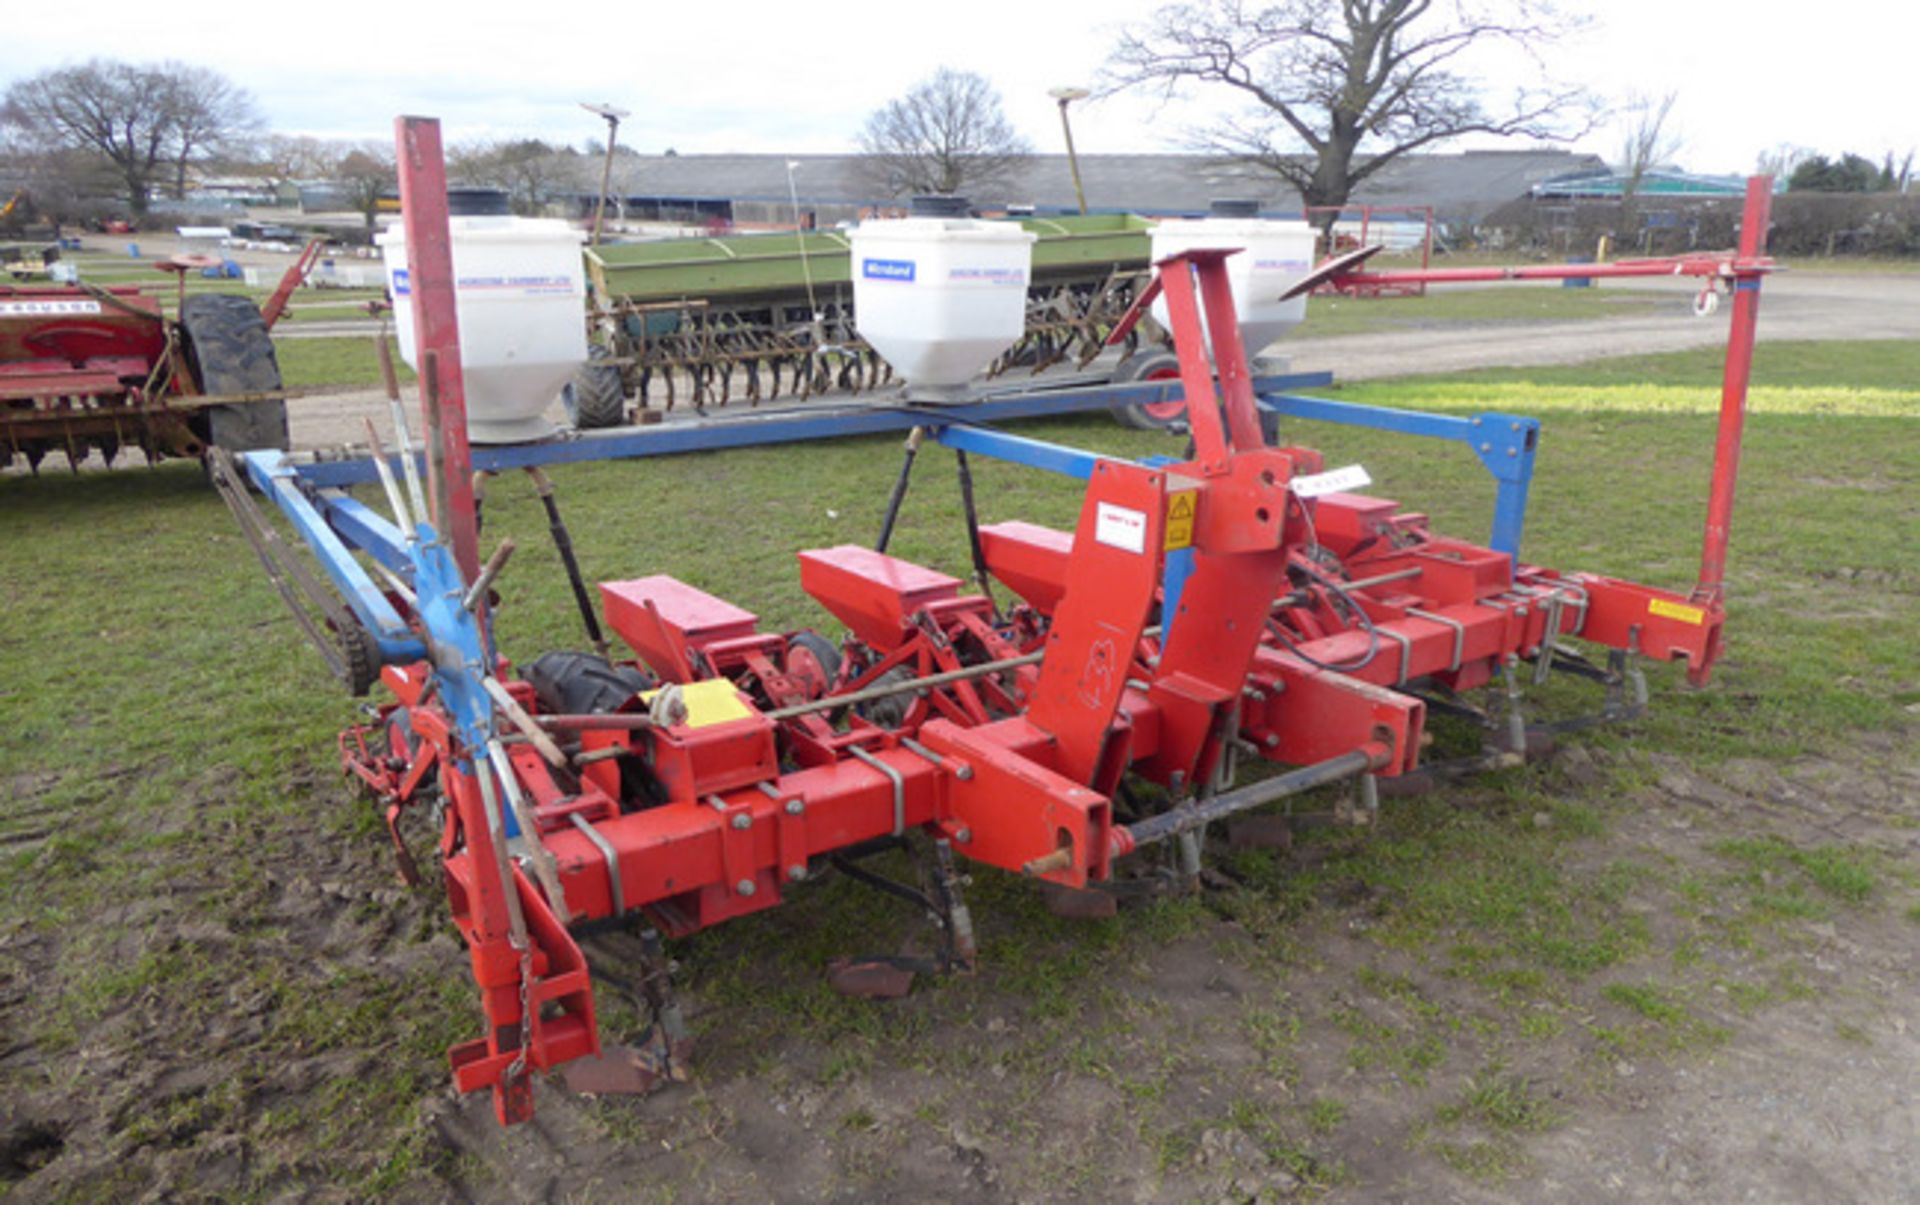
[1291,464,1372,499]
[455,274,576,295]
[1094,502,1148,554]
[947,266,1027,288]
[861,258,916,282]
[1,299,103,317]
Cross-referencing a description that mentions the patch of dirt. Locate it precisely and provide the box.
[0,760,458,1199]
[7,711,1917,1200]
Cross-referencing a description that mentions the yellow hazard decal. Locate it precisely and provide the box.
[1164,491,1196,551]
[1647,598,1706,626]
[641,679,755,727]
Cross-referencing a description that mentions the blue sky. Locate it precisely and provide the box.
[7,0,1910,177]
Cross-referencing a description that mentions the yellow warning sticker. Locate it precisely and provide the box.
[1164,491,1196,551]
[640,679,755,728]
[1647,598,1706,626]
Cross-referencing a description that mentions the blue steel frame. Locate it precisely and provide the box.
[291,374,1329,490]
[244,448,424,662]
[931,392,1541,559]
[240,372,1540,664]
[1260,393,1540,559]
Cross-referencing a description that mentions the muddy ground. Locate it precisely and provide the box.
[4,714,1915,1200]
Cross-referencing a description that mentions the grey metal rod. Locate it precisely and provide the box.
[1124,749,1379,849]
[954,447,998,617]
[534,713,655,731]
[874,426,924,554]
[526,467,610,658]
[1273,565,1423,609]
[764,648,1045,722]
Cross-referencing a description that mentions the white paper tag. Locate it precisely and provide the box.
[1291,464,1372,499]
[1094,502,1147,553]
[0,299,102,317]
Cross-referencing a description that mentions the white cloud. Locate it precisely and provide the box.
[6,0,1908,176]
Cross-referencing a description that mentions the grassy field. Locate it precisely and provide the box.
[276,335,412,391]
[1293,284,1673,338]
[0,340,1915,1196]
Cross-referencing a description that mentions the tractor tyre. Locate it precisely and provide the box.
[1110,348,1187,431]
[562,345,627,430]
[524,650,657,717]
[179,293,289,454]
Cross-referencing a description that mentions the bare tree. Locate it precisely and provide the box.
[1106,0,1592,215]
[333,144,396,231]
[1,59,259,215]
[1618,91,1680,201]
[1755,142,1815,182]
[857,68,1031,198]
[450,139,584,214]
[0,125,108,234]
[248,133,335,198]
[155,64,261,198]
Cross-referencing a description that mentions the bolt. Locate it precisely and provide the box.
[736,879,756,896]
[1508,448,1517,457]
[956,764,974,781]
[1480,442,1492,453]
[956,828,972,844]
[784,799,804,816]
[1263,732,1279,748]
[1510,421,1521,432]
[787,864,806,882]
[731,812,751,830]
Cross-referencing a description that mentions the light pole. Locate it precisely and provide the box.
[579,101,630,246]
[1049,86,1091,215]
[785,159,820,321]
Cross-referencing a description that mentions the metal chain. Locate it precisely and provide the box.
[505,947,533,1085]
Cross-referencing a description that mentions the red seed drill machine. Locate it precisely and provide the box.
[221,117,1775,1124]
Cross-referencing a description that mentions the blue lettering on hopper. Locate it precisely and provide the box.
[392,269,411,295]
[862,258,916,282]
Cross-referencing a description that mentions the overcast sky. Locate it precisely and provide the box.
[6,0,1911,178]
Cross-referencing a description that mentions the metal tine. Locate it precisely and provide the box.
[463,538,516,613]
[361,418,416,541]
[376,332,431,529]
[487,737,572,924]
[471,764,531,950]
[483,675,569,769]
[386,398,431,530]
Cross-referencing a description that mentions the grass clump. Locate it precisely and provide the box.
[1713,835,1878,903]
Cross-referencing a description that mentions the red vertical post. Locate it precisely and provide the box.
[1691,175,1773,611]
[1190,252,1265,453]
[396,116,480,582]
[1158,254,1232,471]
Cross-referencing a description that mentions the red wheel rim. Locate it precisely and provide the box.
[1139,364,1185,421]
[787,645,830,698]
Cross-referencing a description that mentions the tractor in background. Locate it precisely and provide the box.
[0,241,320,472]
